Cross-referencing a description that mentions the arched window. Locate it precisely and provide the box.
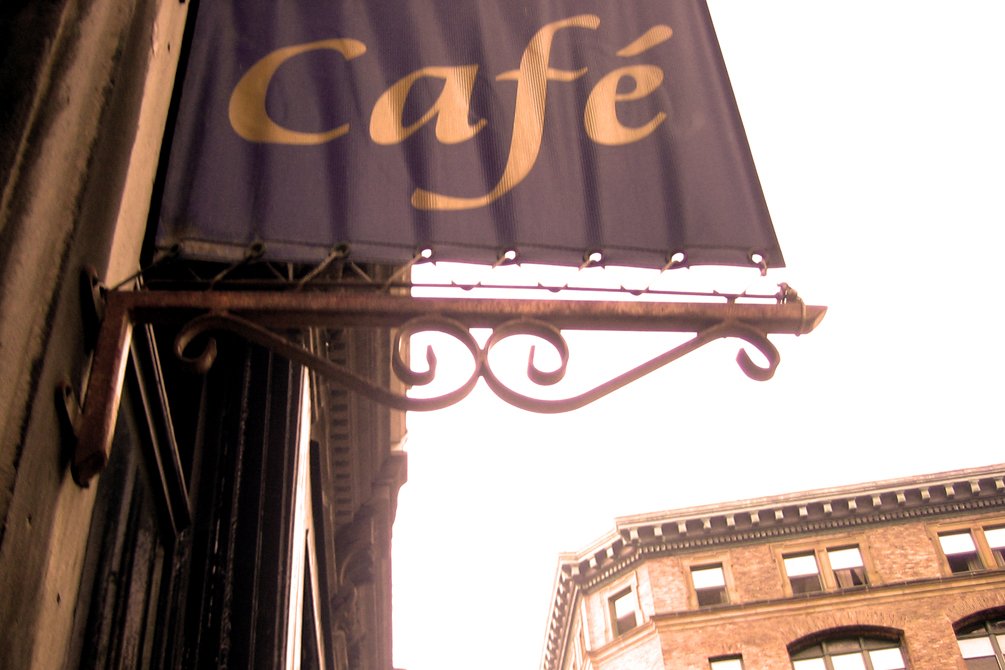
[956,617,1005,669]
[790,635,906,669]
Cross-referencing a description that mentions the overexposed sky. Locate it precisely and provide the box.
[392,3,1005,669]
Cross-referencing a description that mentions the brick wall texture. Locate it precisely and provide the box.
[577,512,1005,669]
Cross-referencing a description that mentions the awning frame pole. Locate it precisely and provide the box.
[68,289,826,486]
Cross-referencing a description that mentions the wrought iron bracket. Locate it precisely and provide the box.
[69,289,825,486]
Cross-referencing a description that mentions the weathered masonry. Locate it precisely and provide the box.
[543,464,1005,670]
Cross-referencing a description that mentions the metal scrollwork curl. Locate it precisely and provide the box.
[172,311,781,415]
[173,311,420,410]
[391,315,483,411]
[483,318,569,387]
[173,317,220,374]
[723,321,780,382]
[470,319,780,414]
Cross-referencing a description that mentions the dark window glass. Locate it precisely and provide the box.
[789,574,822,594]
[947,553,984,573]
[833,567,867,588]
[790,643,823,660]
[696,587,728,607]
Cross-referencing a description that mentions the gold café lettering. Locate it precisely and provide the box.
[228,15,673,211]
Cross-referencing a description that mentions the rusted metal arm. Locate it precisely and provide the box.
[70,290,825,486]
[111,289,825,331]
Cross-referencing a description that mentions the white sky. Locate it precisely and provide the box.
[391,3,1005,669]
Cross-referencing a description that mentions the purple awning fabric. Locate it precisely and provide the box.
[156,1,783,270]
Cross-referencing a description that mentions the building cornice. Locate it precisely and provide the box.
[540,463,1005,670]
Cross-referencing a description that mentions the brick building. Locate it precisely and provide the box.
[541,464,1005,670]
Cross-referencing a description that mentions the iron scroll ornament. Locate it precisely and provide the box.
[174,311,779,414]
[68,289,824,486]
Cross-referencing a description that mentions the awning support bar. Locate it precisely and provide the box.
[69,289,826,486]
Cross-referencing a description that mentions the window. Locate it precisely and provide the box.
[710,655,744,669]
[780,543,871,596]
[828,546,867,588]
[571,625,584,670]
[609,587,639,636]
[691,564,729,606]
[935,522,1005,574]
[790,636,906,669]
[985,527,1005,568]
[784,552,823,594]
[957,617,1005,670]
[940,531,984,573]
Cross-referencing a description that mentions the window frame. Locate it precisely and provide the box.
[826,545,869,589]
[783,550,824,595]
[690,562,731,608]
[930,519,1005,577]
[983,525,1005,568]
[789,633,907,670]
[956,615,1005,669]
[603,575,643,640]
[940,530,984,573]
[569,619,584,670]
[682,555,736,609]
[709,654,744,669]
[775,537,874,597]
[579,598,592,653]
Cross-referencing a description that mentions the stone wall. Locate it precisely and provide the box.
[0,1,186,667]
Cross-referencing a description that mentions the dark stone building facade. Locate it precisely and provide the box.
[1,2,406,667]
